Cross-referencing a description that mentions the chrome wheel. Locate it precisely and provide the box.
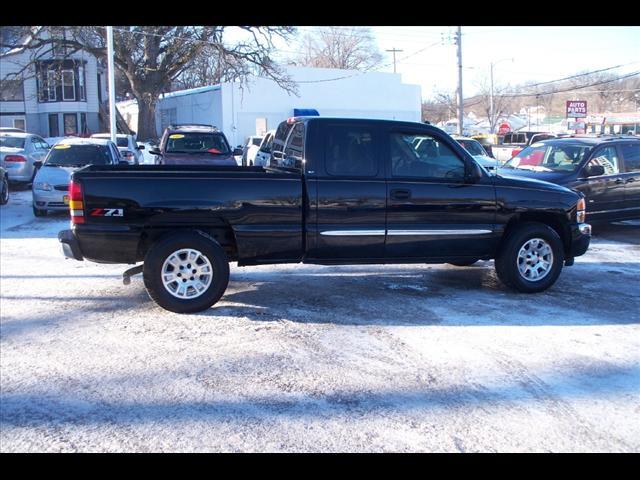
[161,248,213,299]
[516,238,554,282]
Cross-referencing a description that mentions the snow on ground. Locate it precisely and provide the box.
[1,189,639,452]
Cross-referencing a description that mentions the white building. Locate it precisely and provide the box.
[152,67,422,145]
[0,27,108,137]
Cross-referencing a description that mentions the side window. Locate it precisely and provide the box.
[280,123,304,169]
[391,133,466,180]
[111,144,121,164]
[587,146,620,175]
[325,125,377,177]
[621,144,640,172]
[271,122,294,161]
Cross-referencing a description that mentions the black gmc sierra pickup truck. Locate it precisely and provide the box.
[59,117,591,313]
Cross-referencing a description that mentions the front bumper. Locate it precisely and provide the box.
[33,189,69,211]
[58,229,84,261]
[568,222,591,258]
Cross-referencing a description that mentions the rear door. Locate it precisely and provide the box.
[576,145,626,221]
[384,126,497,259]
[306,120,387,260]
[619,142,640,218]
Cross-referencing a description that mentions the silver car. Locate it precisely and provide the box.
[90,133,143,165]
[0,132,50,183]
[452,136,500,172]
[32,137,121,217]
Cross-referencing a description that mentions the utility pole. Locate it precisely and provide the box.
[106,26,117,144]
[386,48,403,74]
[456,27,463,136]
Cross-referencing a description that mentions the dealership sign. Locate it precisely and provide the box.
[566,100,588,118]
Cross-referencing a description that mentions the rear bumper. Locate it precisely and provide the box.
[568,222,591,258]
[58,229,84,261]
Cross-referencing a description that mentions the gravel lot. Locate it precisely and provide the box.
[1,189,639,452]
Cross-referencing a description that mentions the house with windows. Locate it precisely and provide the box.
[0,27,108,138]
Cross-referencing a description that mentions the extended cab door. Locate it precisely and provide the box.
[620,142,640,217]
[384,127,498,259]
[305,120,387,260]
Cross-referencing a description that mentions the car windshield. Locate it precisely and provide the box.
[45,144,112,166]
[503,142,592,172]
[0,136,25,149]
[165,132,230,154]
[457,139,486,156]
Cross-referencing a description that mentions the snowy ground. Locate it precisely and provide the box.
[1,189,639,452]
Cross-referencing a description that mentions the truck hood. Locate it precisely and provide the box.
[162,152,237,166]
[494,171,575,194]
[496,167,573,186]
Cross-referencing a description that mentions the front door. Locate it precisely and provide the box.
[575,145,626,221]
[384,128,497,259]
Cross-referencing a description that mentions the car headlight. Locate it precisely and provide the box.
[577,197,586,223]
[34,182,53,191]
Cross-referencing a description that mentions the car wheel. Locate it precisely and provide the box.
[33,205,47,217]
[495,222,564,293]
[143,231,230,313]
[0,175,8,205]
[448,259,479,267]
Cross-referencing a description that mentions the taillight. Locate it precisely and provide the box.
[4,155,26,162]
[69,180,84,224]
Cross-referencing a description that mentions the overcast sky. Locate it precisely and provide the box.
[270,26,640,101]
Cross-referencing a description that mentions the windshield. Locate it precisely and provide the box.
[45,145,112,166]
[457,139,486,156]
[503,142,592,172]
[165,132,230,155]
[0,136,25,149]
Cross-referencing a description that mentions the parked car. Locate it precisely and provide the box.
[501,135,640,222]
[493,131,556,163]
[253,129,275,167]
[32,137,122,217]
[241,135,264,166]
[59,117,591,313]
[0,166,9,205]
[0,132,50,184]
[149,124,241,166]
[90,133,143,165]
[451,135,500,172]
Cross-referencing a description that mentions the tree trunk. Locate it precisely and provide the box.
[136,93,159,141]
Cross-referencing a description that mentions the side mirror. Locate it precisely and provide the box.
[137,144,145,150]
[584,165,605,177]
[34,160,43,169]
[466,161,484,182]
[149,149,162,156]
[233,147,243,156]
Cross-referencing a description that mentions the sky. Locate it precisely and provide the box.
[267,26,640,101]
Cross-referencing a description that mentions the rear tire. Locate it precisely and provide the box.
[0,175,8,205]
[143,231,230,313]
[33,205,47,217]
[495,222,564,293]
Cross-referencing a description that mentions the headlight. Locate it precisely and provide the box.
[34,182,53,191]
[577,197,586,223]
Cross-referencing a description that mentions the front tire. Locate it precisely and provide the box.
[33,205,47,217]
[495,222,564,293]
[143,231,230,313]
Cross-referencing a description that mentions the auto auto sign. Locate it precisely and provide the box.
[566,101,588,118]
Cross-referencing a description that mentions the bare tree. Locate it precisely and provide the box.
[422,91,458,124]
[294,27,383,71]
[1,26,296,140]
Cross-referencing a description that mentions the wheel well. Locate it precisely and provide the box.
[502,212,571,253]
[136,225,238,262]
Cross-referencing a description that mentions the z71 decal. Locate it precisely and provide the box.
[90,208,124,217]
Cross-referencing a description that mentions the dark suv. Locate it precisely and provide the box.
[150,124,241,166]
[502,135,640,222]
